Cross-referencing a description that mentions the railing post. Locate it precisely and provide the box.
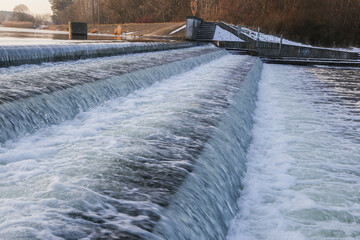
[256,27,260,48]
[237,26,242,49]
[279,35,283,56]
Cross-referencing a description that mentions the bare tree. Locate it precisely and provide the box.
[13,4,31,21]
[34,13,52,25]
[13,4,30,14]
[0,12,6,23]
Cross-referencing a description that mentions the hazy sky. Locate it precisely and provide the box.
[0,0,52,15]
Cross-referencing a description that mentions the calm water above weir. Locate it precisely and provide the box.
[0,43,359,240]
[0,26,174,45]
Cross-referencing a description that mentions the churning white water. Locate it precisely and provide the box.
[2,42,359,240]
[227,64,360,240]
[0,51,258,239]
[0,46,223,143]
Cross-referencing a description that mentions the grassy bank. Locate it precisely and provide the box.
[2,21,34,29]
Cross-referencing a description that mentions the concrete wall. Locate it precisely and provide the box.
[216,41,248,49]
[217,22,255,43]
[218,40,357,60]
[257,43,358,59]
[204,21,358,60]
[69,22,87,39]
[186,16,203,40]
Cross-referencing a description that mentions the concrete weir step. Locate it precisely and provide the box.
[227,49,248,55]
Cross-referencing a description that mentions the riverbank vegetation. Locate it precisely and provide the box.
[1,21,34,28]
[0,4,52,28]
[45,22,186,37]
[49,0,360,46]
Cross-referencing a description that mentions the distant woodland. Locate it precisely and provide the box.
[49,0,360,46]
[0,4,51,27]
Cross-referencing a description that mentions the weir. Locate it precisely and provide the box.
[0,41,265,239]
[0,46,224,143]
[0,42,196,67]
[153,59,263,240]
[2,32,359,239]
[0,15,359,239]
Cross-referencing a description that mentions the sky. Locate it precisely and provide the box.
[0,0,52,15]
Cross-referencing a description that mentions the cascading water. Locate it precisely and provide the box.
[0,45,262,240]
[3,42,357,240]
[0,46,225,143]
[0,42,195,67]
[227,64,360,240]
[152,59,263,240]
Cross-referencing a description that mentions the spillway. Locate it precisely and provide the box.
[1,42,359,240]
[0,46,224,143]
[0,42,195,67]
[0,44,261,239]
[227,64,360,240]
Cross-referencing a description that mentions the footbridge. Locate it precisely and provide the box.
[185,16,359,65]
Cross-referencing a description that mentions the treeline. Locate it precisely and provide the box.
[50,0,360,46]
[0,5,51,27]
[49,0,189,24]
[226,0,360,46]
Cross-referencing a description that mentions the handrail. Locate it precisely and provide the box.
[217,21,256,43]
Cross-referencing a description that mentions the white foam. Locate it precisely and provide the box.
[0,54,251,239]
[227,64,360,240]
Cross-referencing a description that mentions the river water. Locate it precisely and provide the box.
[0,43,359,239]
[0,46,259,239]
[227,64,360,240]
[0,26,174,45]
